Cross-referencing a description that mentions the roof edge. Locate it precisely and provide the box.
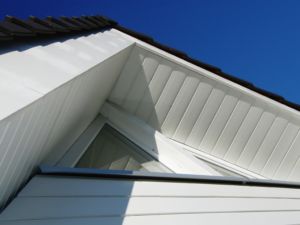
[0,14,298,111]
[113,24,300,112]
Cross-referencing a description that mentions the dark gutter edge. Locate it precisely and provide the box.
[39,166,300,189]
[113,24,300,111]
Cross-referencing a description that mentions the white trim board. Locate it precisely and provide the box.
[171,140,266,179]
[112,28,300,118]
[100,102,222,176]
[99,102,263,179]
[58,102,226,176]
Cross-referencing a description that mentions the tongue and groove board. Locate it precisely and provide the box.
[109,44,300,182]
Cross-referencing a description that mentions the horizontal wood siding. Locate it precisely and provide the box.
[1,175,300,224]
[0,30,133,207]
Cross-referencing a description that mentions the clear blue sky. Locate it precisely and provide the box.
[1,0,299,104]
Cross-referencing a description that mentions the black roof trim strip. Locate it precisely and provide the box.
[30,16,70,33]
[76,17,98,28]
[61,17,90,30]
[0,31,13,40]
[59,17,84,31]
[6,16,56,34]
[47,16,81,31]
[97,15,117,26]
[39,166,300,189]
[113,24,300,111]
[0,14,297,111]
[83,16,106,27]
[71,17,93,29]
[0,19,35,37]
[0,15,114,37]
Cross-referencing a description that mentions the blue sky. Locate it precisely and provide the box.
[1,0,299,103]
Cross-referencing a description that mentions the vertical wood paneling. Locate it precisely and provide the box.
[42,49,134,165]
[41,75,91,164]
[236,112,276,168]
[0,94,67,206]
[261,123,300,178]
[0,113,27,200]
[122,56,160,114]
[147,70,186,130]
[211,100,251,158]
[288,158,300,181]
[7,88,70,201]
[199,94,239,152]
[109,47,147,106]
[185,88,226,149]
[109,45,300,182]
[248,117,288,173]
[0,30,133,207]
[134,61,173,121]
[161,75,200,137]
[224,107,263,163]
[173,81,214,143]
[273,133,300,180]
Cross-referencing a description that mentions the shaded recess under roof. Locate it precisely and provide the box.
[0,14,298,111]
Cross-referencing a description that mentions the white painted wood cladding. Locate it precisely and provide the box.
[109,44,300,182]
[1,175,300,224]
[0,30,134,207]
[1,26,300,218]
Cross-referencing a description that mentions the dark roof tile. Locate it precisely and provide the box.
[47,17,80,31]
[30,16,70,33]
[76,17,98,28]
[61,17,90,30]
[0,14,296,111]
[0,31,12,40]
[71,17,93,29]
[0,20,35,36]
[6,16,55,34]
[96,15,117,26]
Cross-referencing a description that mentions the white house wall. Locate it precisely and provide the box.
[1,175,300,225]
[109,40,300,182]
[0,30,134,207]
